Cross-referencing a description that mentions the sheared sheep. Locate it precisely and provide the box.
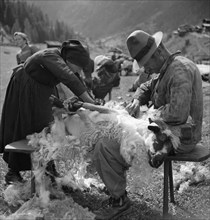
[52,99,182,169]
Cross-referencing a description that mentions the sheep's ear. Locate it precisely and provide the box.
[148,117,153,124]
[148,122,161,134]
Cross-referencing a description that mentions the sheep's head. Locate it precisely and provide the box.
[64,109,97,139]
[146,118,175,168]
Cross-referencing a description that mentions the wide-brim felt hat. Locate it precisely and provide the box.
[126,30,163,67]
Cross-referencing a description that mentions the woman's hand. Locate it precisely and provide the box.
[126,99,140,118]
[79,91,95,104]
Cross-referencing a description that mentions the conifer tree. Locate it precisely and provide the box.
[0,0,6,24]
[24,18,32,41]
[11,18,21,35]
[1,0,81,43]
[4,1,15,30]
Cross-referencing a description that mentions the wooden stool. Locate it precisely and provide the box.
[4,139,35,196]
[163,143,210,217]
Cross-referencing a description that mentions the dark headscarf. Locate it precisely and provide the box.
[61,39,90,69]
[83,58,94,77]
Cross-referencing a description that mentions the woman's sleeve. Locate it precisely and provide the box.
[41,52,87,96]
[16,54,21,65]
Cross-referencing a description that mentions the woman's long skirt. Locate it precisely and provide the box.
[0,65,57,171]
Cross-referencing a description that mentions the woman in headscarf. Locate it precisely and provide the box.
[14,32,39,64]
[0,39,95,184]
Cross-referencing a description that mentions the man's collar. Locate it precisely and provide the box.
[159,51,181,76]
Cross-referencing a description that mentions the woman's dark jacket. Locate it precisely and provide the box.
[0,48,87,171]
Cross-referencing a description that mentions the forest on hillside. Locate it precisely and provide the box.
[55,0,209,39]
[0,0,81,43]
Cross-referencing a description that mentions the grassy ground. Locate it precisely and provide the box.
[0,45,210,220]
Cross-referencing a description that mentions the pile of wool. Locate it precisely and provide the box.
[0,196,95,220]
[3,109,101,205]
[2,111,97,219]
[173,162,210,193]
[3,171,66,208]
[27,114,103,200]
[0,197,43,220]
[3,181,31,207]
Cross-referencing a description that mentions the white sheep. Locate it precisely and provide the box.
[61,101,181,169]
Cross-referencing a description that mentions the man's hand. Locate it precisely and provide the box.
[95,98,105,105]
[126,99,140,118]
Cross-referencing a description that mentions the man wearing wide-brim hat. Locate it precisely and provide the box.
[126,30,203,154]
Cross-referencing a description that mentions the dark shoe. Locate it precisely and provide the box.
[45,160,60,183]
[94,192,131,220]
[5,169,24,185]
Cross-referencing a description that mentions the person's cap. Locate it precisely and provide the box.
[61,39,90,69]
[126,30,163,67]
[94,55,113,71]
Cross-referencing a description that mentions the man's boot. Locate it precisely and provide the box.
[94,191,131,220]
[5,169,24,185]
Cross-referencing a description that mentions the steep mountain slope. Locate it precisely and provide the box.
[94,31,210,64]
[31,0,209,40]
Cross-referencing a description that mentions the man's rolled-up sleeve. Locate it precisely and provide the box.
[133,77,157,106]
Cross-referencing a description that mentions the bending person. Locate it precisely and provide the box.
[0,39,95,184]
